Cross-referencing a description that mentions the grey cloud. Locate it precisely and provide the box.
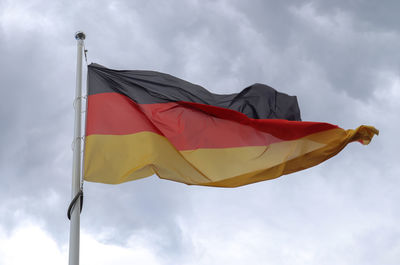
[0,0,398,264]
[311,0,400,32]
[226,0,400,101]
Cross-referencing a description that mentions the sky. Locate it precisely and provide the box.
[0,0,398,264]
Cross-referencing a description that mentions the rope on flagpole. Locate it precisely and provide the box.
[83,42,88,65]
[73,96,86,110]
[67,189,84,220]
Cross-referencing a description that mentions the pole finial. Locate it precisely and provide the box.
[75,31,86,40]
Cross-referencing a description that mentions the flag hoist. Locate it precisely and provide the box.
[68,31,86,265]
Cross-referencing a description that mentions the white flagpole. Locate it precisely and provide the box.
[69,31,85,265]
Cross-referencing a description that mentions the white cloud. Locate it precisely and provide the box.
[0,223,66,265]
[81,231,161,265]
[0,223,163,265]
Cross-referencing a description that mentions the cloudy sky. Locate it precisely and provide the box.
[0,0,398,264]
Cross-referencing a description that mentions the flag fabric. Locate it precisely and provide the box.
[84,63,378,187]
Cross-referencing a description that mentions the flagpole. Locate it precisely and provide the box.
[69,31,85,265]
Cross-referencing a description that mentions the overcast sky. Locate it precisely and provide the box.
[0,0,398,264]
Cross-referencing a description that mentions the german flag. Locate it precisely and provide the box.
[84,64,378,187]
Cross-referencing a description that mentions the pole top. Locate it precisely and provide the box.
[75,31,86,40]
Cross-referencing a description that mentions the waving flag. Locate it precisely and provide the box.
[83,63,378,187]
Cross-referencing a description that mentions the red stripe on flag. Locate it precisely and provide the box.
[86,92,338,150]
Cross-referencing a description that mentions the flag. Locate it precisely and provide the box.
[83,63,378,187]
